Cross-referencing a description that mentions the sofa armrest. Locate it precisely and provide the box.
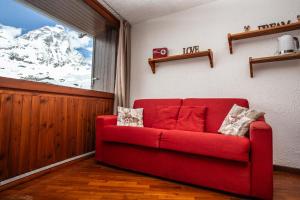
[95,115,117,161]
[96,115,117,127]
[249,121,273,199]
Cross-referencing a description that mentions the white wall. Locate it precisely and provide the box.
[130,0,300,168]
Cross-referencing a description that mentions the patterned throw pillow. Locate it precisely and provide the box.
[218,104,264,136]
[117,107,144,127]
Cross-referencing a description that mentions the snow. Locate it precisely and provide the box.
[0,24,22,48]
[0,24,93,89]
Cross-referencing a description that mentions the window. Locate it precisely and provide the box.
[0,0,112,90]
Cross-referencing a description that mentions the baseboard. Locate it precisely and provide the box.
[0,151,95,191]
[274,165,300,174]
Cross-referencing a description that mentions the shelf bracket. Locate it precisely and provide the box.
[249,57,254,78]
[148,59,156,74]
[227,33,233,54]
[208,49,214,68]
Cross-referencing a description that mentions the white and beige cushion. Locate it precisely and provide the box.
[117,107,144,127]
[218,104,264,136]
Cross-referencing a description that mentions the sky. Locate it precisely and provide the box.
[0,0,93,59]
[0,0,56,34]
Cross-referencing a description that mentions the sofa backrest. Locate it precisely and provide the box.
[133,99,182,128]
[182,98,249,133]
[133,98,249,133]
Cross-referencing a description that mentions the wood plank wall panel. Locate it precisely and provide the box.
[0,89,114,181]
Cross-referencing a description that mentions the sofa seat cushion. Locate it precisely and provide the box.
[102,125,163,148]
[160,130,250,162]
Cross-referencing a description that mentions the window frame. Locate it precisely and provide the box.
[0,0,119,95]
[0,76,114,98]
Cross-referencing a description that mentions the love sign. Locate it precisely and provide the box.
[183,45,200,54]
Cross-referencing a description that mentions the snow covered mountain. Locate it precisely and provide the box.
[0,24,93,89]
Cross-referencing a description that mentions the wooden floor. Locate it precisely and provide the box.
[0,158,300,200]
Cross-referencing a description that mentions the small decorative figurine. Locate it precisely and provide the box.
[244,25,250,32]
[183,45,200,54]
[297,15,300,21]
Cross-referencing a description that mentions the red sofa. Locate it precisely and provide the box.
[95,98,273,199]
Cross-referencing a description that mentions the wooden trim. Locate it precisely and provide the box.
[84,0,120,28]
[0,76,114,99]
[148,49,214,74]
[228,21,300,54]
[274,165,300,174]
[0,152,95,192]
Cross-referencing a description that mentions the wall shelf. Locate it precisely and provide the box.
[249,52,300,78]
[148,49,213,74]
[228,21,300,54]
